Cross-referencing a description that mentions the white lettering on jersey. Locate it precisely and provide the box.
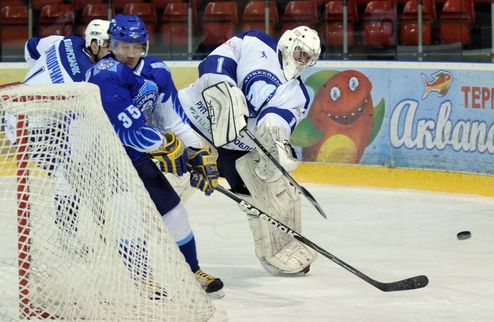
[63,39,81,76]
[45,45,64,83]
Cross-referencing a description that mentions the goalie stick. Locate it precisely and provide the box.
[241,128,327,219]
[213,183,429,292]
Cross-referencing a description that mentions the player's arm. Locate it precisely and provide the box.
[89,64,187,175]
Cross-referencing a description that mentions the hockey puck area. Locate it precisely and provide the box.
[457,231,471,240]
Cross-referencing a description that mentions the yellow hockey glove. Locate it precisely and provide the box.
[150,132,188,176]
[188,148,219,195]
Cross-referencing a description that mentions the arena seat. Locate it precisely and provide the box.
[151,0,184,10]
[322,0,358,47]
[39,4,75,37]
[242,1,278,35]
[0,4,28,51]
[439,0,474,46]
[202,1,238,47]
[0,0,25,8]
[76,4,111,37]
[123,3,157,45]
[362,0,396,47]
[32,0,64,11]
[160,2,192,47]
[399,0,436,45]
[72,0,104,11]
[113,0,144,12]
[281,0,317,32]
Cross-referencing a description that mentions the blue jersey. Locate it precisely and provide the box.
[134,57,201,149]
[23,36,93,84]
[86,56,163,163]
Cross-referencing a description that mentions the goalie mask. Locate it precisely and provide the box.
[277,26,321,81]
[108,14,149,60]
[84,19,110,48]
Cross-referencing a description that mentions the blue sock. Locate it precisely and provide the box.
[178,234,199,273]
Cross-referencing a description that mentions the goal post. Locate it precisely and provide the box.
[0,83,215,321]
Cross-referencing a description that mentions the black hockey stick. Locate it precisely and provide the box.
[241,128,327,219]
[214,183,429,292]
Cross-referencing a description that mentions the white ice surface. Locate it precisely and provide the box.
[188,183,494,322]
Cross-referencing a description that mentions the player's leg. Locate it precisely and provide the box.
[135,155,224,297]
[228,116,317,275]
[236,151,317,275]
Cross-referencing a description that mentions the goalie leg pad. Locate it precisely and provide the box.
[236,152,317,275]
[254,118,298,182]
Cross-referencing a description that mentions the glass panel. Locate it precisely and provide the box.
[0,0,492,63]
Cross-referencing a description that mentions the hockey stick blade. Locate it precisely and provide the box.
[214,184,429,292]
[242,129,327,219]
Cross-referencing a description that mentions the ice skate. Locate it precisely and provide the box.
[194,269,224,298]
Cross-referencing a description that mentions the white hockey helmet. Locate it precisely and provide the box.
[84,19,110,48]
[277,26,321,80]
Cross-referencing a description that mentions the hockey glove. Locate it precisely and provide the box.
[150,132,188,176]
[188,148,219,195]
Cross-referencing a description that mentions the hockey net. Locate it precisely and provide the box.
[0,83,215,321]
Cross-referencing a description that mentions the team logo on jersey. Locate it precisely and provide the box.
[96,59,116,71]
[134,80,159,117]
[242,69,281,116]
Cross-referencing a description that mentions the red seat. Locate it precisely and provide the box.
[439,0,474,46]
[0,4,28,50]
[72,0,104,11]
[281,0,317,33]
[151,0,184,10]
[39,4,75,37]
[399,0,436,45]
[322,0,358,46]
[32,0,64,11]
[76,4,111,37]
[123,3,157,45]
[113,0,144,11]
[160,2,192,47]
[362,0,397,47]
[242,1,278,35]
[202,1,238,47]
[0,0,25,8]
[80,3,109,23]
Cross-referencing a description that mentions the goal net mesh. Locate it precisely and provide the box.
[0,83,215,321]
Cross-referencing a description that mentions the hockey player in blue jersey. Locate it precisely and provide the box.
[178,27,321,276]
[87,14,223,297]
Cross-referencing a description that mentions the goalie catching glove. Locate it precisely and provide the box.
[188,147,219,195]
[151,131,188,176]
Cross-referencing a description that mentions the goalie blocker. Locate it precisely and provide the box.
[202,82,317,275]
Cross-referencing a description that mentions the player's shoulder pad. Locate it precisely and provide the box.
[239,29,277,51]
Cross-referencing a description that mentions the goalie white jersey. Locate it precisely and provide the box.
[178,30,311,151]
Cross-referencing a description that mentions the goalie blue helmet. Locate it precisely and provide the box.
[108,14,148,43]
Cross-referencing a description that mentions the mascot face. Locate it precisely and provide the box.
[310,70,373,130]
